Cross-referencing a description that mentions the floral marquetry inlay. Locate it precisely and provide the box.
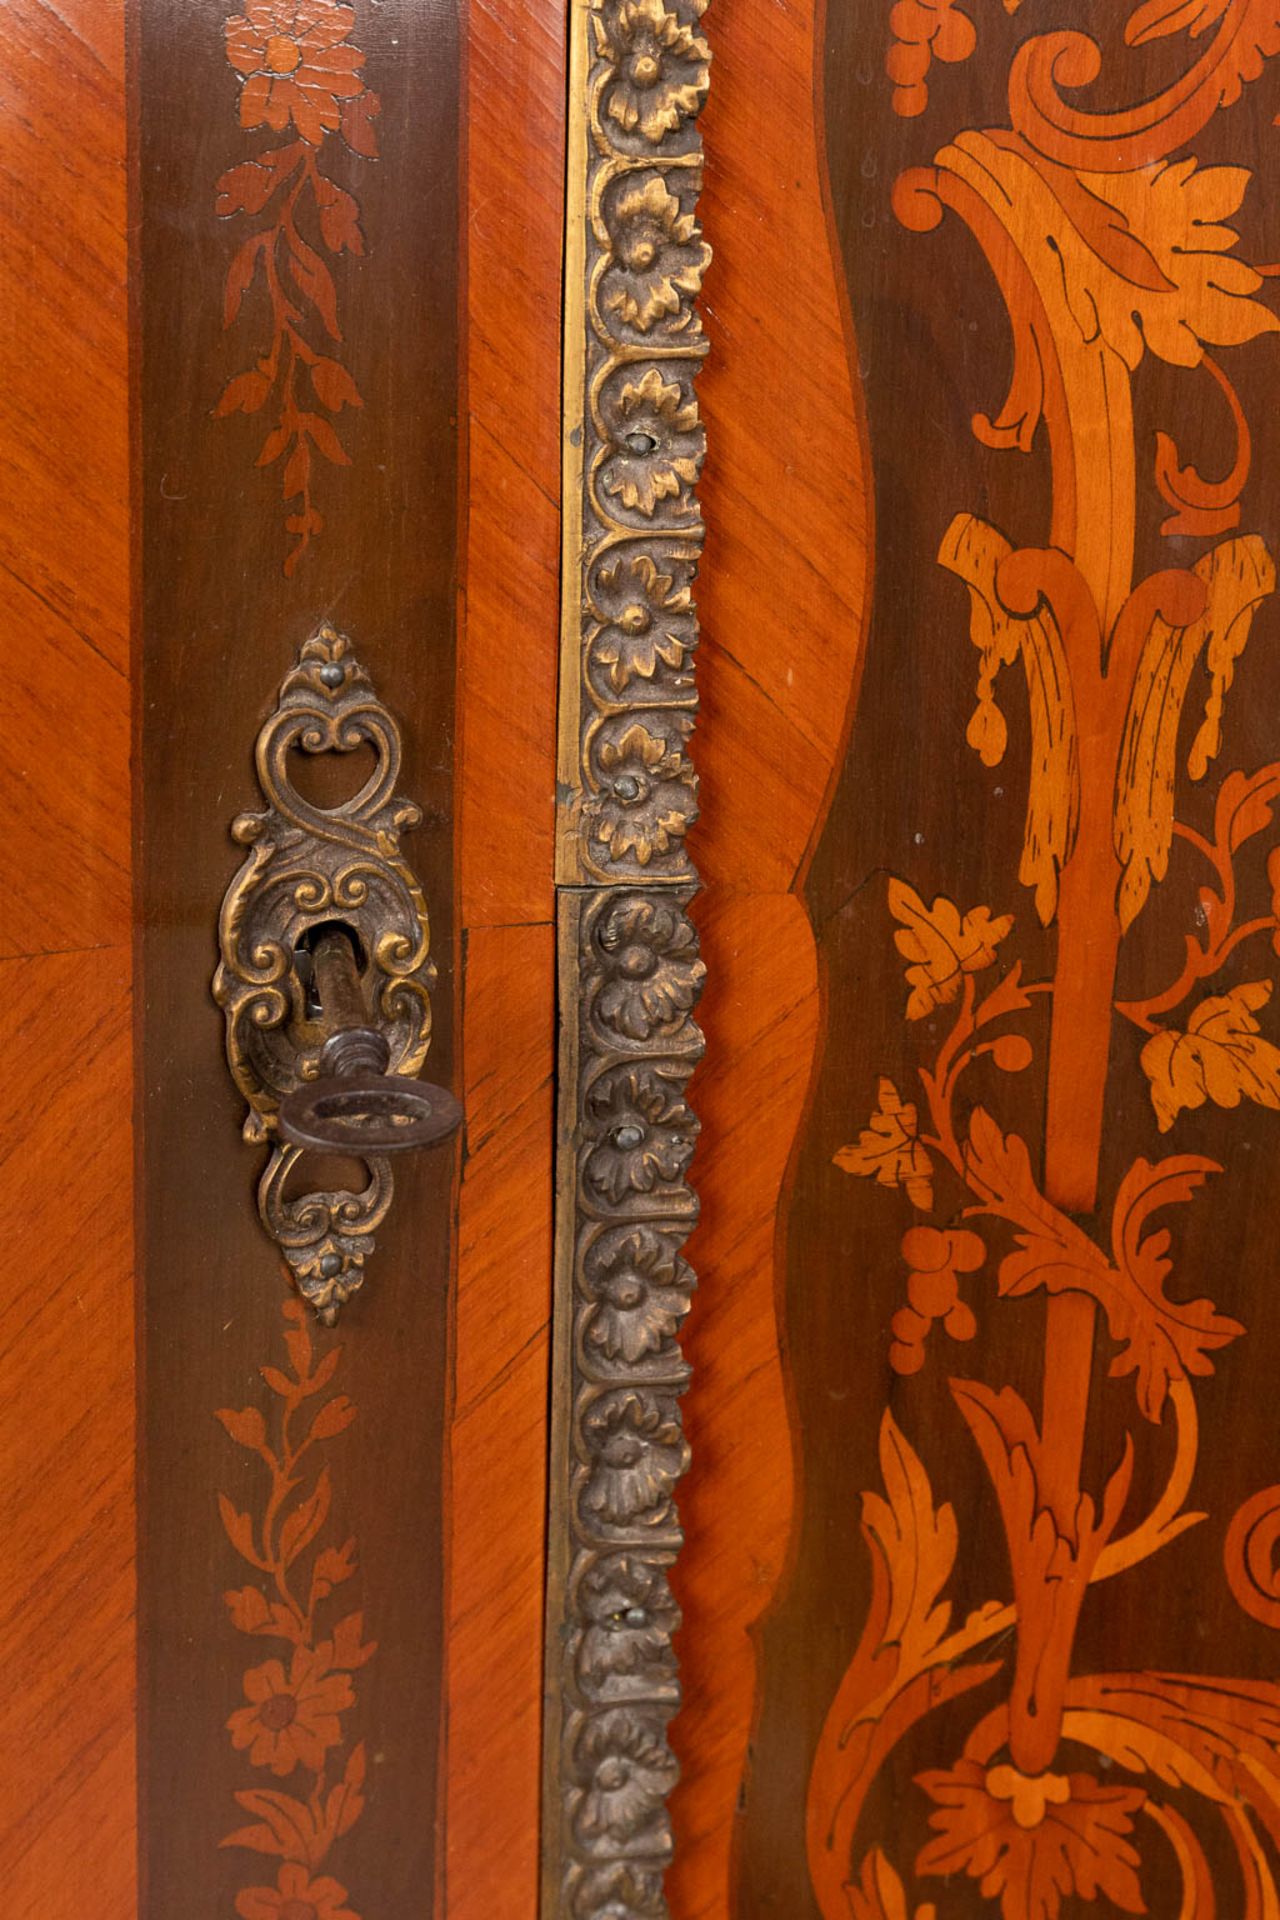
[803,6,1280,1919]
[218,1294,375,1920]
[214,0,381,575]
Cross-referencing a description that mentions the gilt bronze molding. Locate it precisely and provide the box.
[547,0,711,1909]
[213,625,449,1322]
[555,0,710,891]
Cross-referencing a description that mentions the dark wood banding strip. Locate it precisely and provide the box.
[135,3,459,1912]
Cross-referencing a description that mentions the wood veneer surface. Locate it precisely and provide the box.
[134,3,460,1910]
[0,4,135,1916]
[667,0,871,1911]
[12,5,563,1915]
[737,6,1280,1915]
[445,0,564,1904]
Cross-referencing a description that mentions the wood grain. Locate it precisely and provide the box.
[3,1,562,1910]
[673,896,818,1912]
[0,3,133,1914]
[666,0,870,1909]
[743,7,1280,1914]
[446,923,556,1915]
[1,955,135,1920]
[693,0,869,897]
[134,3,461,1909]
[445,0,563,1906]
[457,0,563,930]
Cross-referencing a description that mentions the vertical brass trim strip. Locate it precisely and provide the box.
[545,887,704,1914]
[555,0,590,863]
[554,0,710,888]
[546,0,711,1910]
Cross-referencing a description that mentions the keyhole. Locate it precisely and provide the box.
[295,921,367,1018]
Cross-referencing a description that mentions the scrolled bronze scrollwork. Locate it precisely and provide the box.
[214,624,448,1322]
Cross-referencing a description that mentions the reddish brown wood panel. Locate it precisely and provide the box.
[447,922,556,1911]
[445,0,563,1902]
[4,3,562,1915]
[725,5,1280,1917]
[667,0,870,1911]
[0,3,134,1916]
[457,0,563,931]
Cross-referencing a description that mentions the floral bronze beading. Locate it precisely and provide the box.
[550,885,704,1917]
[559,0,710,891]
[551,1,711,1908]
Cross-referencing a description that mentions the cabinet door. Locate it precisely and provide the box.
[4,3,562,1914]
[18,4,1280,1917]
[576,2,1280,1916]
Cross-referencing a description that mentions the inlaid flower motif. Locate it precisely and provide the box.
[235,1863,359,1920]
[596,0,710,145]
[601,367,704,516]
[590,552,696,696]
[225,0,367,147]
[227,1644,354,1776]
[916,1760,1146,1918]
[584,1225,694,1363]
[575,1710,680,1845]
[579,1553,682,1690]
[603,175,710,333]
[581,1389,688,1524]
[585,1065,698,1202]
[595,894,704,1040]
[590,720,696,868]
